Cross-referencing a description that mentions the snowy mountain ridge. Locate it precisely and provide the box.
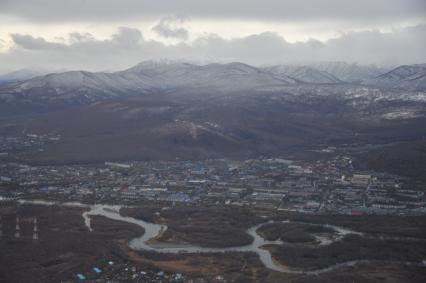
[0,61,425,109]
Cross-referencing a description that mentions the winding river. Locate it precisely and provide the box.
[17,199,426,274]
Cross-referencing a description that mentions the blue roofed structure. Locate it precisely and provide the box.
[93,267,102,273]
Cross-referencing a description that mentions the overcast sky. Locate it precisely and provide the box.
[0,0,425,73]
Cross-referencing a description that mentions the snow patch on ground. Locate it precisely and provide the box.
[382,110,422,120]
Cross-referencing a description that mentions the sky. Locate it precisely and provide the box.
[0,0,425,73]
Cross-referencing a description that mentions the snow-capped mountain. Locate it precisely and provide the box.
[120,61,296,90]
[0,61,425,111]
[0,68,64,84]
[365,64,426,91]
[308,62,386,83]
[0,71,133,104]
[0,61,425,164]
[0,61,296,105]
[265,65,341,84]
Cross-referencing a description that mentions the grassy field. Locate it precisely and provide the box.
[122,205,263,247]
[257,222,334,243]
[0,203,144,283]
[1,203,425,282]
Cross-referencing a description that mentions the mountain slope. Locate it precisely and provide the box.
[120,61,296,90]
[0,61,425,119]
[265,65,341,84]
[365,64,426,91]
[2,84,425,164]
[309,62,386,83]
[0,68,63,84]
[0,61,296,111]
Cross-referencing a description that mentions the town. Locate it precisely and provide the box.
[1,154,425,216]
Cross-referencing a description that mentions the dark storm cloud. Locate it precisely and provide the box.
[2,24,425,73]
[0,0,424,23]
[10,34,66,50]
[3,28,148,72]
[11,27,143,51]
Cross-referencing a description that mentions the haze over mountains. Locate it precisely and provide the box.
[264,65,343,84]
[0,60,425,171]
[0,68,58,84]
[365,64,426,91]
[0,61,425,110]
[2,2,426,283]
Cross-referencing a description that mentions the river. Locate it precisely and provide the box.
[17,199,426,274]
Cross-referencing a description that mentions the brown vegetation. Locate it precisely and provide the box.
[0,203,144,283]
[267,234,426,269]
[276,212,426,239]
[123,205,263,247]
[257,222,334,243]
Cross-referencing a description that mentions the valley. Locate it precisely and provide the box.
[1,61,425,283]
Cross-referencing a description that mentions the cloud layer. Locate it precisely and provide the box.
[0,1,424,72]
[1,0,424,24]
[1,24,425,73]
[152,16,189,40]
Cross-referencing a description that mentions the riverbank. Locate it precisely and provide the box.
[3,199,426,282]
[122,205,262,248]
[0,203,146,283]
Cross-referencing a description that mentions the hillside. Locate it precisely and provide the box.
[265,65,341,84]
[365,64,426,91]
[309,62,386,83]
[0,61,425,164]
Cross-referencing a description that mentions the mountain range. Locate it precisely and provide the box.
[0,61,425,112]
[365,64,426,91]
[0,68,66,85]
[309,61,386,83]
[0,61,425,171]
